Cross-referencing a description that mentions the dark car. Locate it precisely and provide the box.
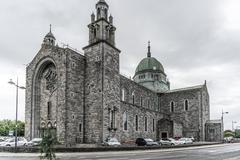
[136,138,147,146]
[136,138,158,146]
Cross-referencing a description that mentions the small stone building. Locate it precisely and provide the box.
[25,0,222,145]
[205,120,223,142]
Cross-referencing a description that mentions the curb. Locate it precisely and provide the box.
[0,142,222,153]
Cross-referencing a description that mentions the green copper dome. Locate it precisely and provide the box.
[135,57,164,75]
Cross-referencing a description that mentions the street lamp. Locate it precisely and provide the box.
[221,110,229,125]
[8,78,26,151]
[232,121,237,131]
[221,110,228,140]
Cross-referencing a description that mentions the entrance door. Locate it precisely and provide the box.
[161,132,168,139]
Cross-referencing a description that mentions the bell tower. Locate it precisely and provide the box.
[88,0,116,46]
[83,0,121,144]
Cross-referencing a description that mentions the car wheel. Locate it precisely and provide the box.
[171,143,174,146]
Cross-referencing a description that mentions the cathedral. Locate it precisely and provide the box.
[25,0,222,145]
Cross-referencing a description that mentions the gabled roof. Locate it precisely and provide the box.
[206,119,222,124]
[166,85,204,93]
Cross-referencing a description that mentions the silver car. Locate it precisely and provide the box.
[145,139,158,146]
[159,138,177,146]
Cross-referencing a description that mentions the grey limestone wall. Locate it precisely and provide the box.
[205,122,222,142]
[25,44,68,143]
[65,49,85,145]
[200,86,210,141]
[119,75,163,142]
[160,88,203,140]
[83,42,121,144]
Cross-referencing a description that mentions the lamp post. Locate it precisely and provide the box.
[232,121,237,131]
[221,110,228,140]
[8,78,26,151]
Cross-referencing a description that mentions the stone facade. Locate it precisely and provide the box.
[205,120,223,142]
[25,0,221,145]
[160,84,210,141]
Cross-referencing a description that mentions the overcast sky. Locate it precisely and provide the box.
[0,0,239,130]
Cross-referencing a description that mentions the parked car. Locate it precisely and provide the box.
[177,138,193,144]
[159,138,180,146]
[0,137,28,147]
[27,138,42,147]
[224,137,234,143]
[135,138,158,146]
[189,136,195,142]
[102,138,121,146]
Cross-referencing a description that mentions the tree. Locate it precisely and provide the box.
[0,120,25,136]
[224,130,235,138]
[40,128,57,160]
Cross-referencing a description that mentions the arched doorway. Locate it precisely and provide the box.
[156,118,173,140]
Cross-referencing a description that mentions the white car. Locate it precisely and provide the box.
[159,138,181,146]
[177,138,193,144]
[103,138,121,146]
[145,139,158,146]
[27,138,42,146]
[0,137,28,147]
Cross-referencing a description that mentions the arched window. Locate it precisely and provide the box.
[47,101,52,120]
[79,123,82,132]
[104,8,108,19]
[135,115,138,131]
[153,119,155,132]
[132,92,135,105]
[121,88,125,101]
[158,97,161,112]
[145,117,148,131]
[123,111,127,131]
[185,100,189,111]
[97,8,100,19]
[140,96,143,107]
[170,101,174,113]
[93,28,97,38]
[147,99,150,108]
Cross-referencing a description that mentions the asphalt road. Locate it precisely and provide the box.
[0,143,240,160]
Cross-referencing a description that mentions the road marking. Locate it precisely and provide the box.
[224,156,240,160]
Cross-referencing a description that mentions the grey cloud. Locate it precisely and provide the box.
[0,0,239,130]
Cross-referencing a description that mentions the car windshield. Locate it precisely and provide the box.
[145,139,153,142]
[179,138,186,141]
[6,139,14,142]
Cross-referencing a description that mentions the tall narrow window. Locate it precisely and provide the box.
[135,115,139,131]
[79,123,82,132]
[47,101,52,120]
[158,97,161,112]
[104,8,108,19]
[145,117,148,131]
[123,111,127,131]
[121,88,125,101]
[147,99,150,108]
[185,100,189,111]
[111,110,114,128]
[140,96,143,107]
[170,101,174,113]
[153,119,155,132]
[97,8,100,19]
[94,28,97,38]
[132,92,135,105]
